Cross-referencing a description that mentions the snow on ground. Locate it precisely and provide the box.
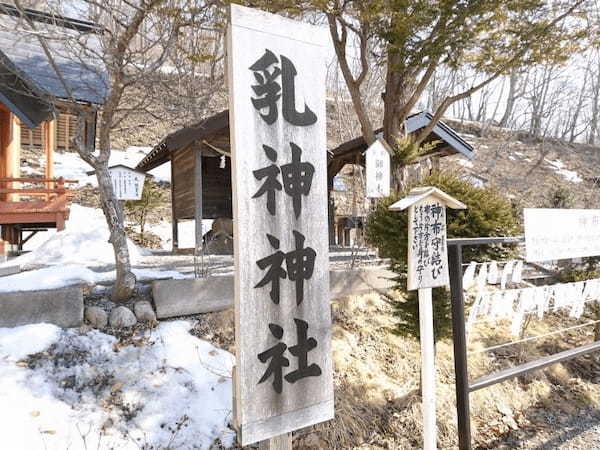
[8,205,148,267]
[0,321,235,449]
[456,158,474,169]
[0,205,189,292]
[0,265,188,293]
[149,219,215,250]
[544,158,583,183]
[47,147,170,186]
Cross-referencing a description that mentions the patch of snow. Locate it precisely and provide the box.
[7,205,148,267]
[51,148,170,187]
[456,159,474,169]
[514,151,524,157]
[0,324,61,360]
[0,321,235,449]
[0,265,187,293]
[148,219,214,250]
[508,155,516,160]
[544,158,583,183]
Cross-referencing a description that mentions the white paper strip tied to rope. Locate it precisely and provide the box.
[462,261,477,289]
[488,261,499,285]
[500,260,515,290]
[511,260,523,284]
[511,288,536,336]
[570,281,588,319]
[466,291,485,333]
[477,263,488,291]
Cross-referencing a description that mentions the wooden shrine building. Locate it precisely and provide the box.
[136,110,475,250]
[0,5,107,255]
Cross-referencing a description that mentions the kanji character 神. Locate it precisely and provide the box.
[252,145,282,216]
[255,234,286,304]
[281,143,314,218]
[285,230,316,305]
[254,230,316,305]
[252,143,314,217]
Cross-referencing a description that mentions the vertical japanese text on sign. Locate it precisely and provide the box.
[227,4,333,446]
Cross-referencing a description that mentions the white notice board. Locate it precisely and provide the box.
[524,208,600,261]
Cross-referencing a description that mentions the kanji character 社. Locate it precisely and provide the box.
[257,323,289,394]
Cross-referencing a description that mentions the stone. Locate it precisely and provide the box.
[134,301,156,322]
[109,306,137,328]
[0,286,83,328]
[152,267,396,319]
[0,264,20,277]
[84,306,108,328]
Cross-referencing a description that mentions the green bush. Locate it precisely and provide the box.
[366,171,521,340]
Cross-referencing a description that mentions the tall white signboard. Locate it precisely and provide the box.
[389,187,466,450]
[227,5,333,446]
[525,208,600,262]
[365,138,391,198]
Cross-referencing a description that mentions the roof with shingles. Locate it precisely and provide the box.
[0,3,108,106]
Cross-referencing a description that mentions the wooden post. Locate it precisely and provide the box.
[194,149,203,276]
[259,433,292,450]
[418,287,436,450]
[389,187,467,450]
[170,155,178,251]
[44,119,56,198]
[6,113,20,202]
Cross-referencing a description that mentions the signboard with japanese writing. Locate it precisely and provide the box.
[389,186,466,291]
[365,138,391,198]
[525,208,600,262]
[108,165,145,200]
[227,4,333,445]
[407,198,449,290]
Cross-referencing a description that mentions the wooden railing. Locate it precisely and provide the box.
[0,177,77,201]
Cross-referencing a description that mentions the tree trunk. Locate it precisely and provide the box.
[96,164,136,301]
[499,70,519,127]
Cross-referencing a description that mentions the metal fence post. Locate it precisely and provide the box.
[448,244,472,450]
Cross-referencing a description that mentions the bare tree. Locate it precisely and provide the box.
[6,0,221,301]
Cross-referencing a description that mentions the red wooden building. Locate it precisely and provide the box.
[0,5,106,255]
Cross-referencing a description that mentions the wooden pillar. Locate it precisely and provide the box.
[259,433,292,450]
[194,149,203,274]
[44,119,56,196]
[327,175,336,246]
[5,113,20,202]
[170,156,178,251]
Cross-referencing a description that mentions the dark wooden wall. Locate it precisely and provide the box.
[172,145,233,221]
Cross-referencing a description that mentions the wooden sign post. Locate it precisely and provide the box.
[365,138,391,199]
[227,4,333,448]
[389,187,466,450]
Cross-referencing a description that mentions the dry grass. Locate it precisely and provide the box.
[300,294,600,449]
[195,293,600,449]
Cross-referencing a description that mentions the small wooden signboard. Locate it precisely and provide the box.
[389,186,466,450]
[227,4,333,447]
[365,138,391,198]
[108,165,145,201]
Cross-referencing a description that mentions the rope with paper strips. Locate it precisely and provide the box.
[465,278,600,337]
